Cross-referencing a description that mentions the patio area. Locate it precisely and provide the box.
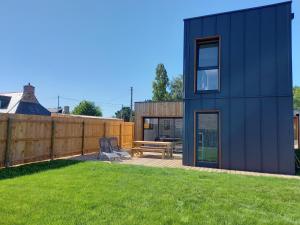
[68,152,300,180]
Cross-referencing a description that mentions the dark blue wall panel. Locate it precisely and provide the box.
[183,100,194,165]
[230,12,245,97]
[245,99,261,172]
[202,16,216,36]
[245,10,260,97]
[230,99,245,170]
[216,14,230,98]
[183,2,294,174]
[261,98,278,173]
[278,97,294,174]
[216,99,230,169]
[277,4,292,96]
[261,8,277,97]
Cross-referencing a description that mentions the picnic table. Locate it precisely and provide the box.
[158,137,181,142]
[132,141,174,159]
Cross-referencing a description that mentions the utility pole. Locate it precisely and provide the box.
[130,87,133,122]
[57,95,60,110]
[121,104,123,120]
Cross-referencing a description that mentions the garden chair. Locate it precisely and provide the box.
[108,137,131,160]
[98,137,121,161]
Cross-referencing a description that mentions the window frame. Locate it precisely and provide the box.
[194,36,221,93]
[142,117,183,141]
[193,110,221,168]
[0,96,11,109]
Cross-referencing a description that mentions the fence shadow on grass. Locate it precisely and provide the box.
[0,160,82,180]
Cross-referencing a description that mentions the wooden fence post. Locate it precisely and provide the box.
[104,122,107,137]
[4,116,13,168]
[50,120,55,160]
[132,123,134,147]
[81,121,85,155]
[119,123,123,147]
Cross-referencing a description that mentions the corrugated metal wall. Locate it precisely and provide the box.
[183,2,295,174]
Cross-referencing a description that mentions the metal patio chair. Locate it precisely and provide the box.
[98,137,121,161]
[108,137,131,160]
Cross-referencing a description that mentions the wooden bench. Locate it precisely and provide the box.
[132,141,173,159]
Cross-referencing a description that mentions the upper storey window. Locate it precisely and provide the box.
[195,37,220,92]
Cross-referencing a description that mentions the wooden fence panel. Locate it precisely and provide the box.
[105,121,121,145]
[122,122,134,149]
[53,117,83,158]
[0,113,134,167]
[84,120,106,153]
[9,114,52,165]
[0,114,8,167]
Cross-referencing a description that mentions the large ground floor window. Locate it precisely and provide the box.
[195,112,219,168]
[143,117,182,142]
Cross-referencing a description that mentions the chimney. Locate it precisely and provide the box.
[63,106,70,114]
[22,83,38,103]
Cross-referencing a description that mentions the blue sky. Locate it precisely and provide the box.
[0,0,299,117]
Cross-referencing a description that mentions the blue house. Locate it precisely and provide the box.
[183,2,295,174]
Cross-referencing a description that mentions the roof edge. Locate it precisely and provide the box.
[183,1,292,21]
[135,101,183,104]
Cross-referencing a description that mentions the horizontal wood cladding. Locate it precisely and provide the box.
[134,101,183,141]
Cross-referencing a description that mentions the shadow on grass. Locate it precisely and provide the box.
[0,160,82,180]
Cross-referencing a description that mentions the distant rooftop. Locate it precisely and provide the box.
[51,113,123,121]
[0,83,51,116]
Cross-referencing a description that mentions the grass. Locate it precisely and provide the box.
[0,160,300,225]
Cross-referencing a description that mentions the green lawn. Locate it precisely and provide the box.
[0,160,300,225]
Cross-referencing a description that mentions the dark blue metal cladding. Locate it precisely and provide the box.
[183,2,294,174]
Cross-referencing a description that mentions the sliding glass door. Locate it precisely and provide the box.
[143,117,182,141]
[195,112,219,168]
[143,118,159,141]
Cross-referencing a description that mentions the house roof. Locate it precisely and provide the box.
[0,85,51,116]
[183,1,291,21]
[15,101,51,116]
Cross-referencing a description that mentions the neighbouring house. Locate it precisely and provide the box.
[0,83,51,116]
[48,107,63,114]
[183,2,295,174]
[48,106,70,114]
[134,101,183,142]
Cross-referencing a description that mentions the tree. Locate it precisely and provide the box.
[72,100,102,117]
[294,86,300,110]
[170,74,183,100]
[152,64,170,101]
[115,106,134,122]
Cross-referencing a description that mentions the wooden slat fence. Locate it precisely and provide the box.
[0,113,134,167]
